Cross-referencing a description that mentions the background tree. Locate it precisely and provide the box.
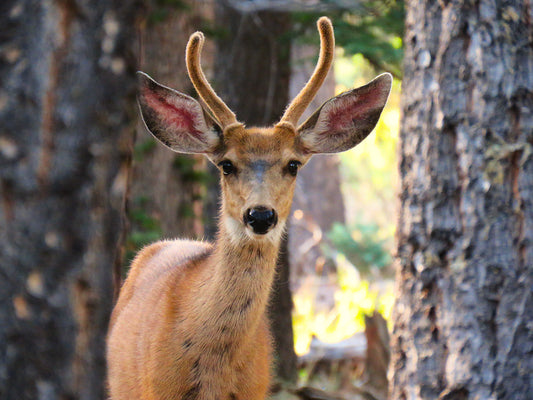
[391,0,532,398]
[127,0,214,264]
[0,0,139,399]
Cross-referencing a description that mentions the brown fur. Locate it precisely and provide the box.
[108,16,391,400]
[107,241,275,399]
[107,125,309,400]
[186,32,238,128]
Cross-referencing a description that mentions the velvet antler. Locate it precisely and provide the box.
[186,32,241,129]
[277,17,335,129]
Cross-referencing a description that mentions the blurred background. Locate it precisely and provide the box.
[0,0,402,398]
[2,0,532,399]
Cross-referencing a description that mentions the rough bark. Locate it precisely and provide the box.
[0,0,139,399]
[363,312,390,399]
[213,3,298,383]
[391,0,533,399]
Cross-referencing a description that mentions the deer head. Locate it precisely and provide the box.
[137,17,391,243]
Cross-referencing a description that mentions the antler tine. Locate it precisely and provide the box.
[278,17,335,129]
[186,32,240,129]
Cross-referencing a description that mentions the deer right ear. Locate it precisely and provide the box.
[137,72,222,154]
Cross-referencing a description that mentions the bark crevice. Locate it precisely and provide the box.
[392,0,533,398]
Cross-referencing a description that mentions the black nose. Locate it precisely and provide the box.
[244,206,278,235]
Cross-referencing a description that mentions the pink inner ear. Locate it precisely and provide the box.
[326,89,380,132]
[143,87,204,140]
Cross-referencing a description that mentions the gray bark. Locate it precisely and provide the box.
[0,0,139,399]
[391,0,533,399]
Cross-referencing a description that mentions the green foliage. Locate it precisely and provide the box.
[133,139,157,162]
[199,21,230,40]
[292,0,404,78]
[335,1,404,78]
[334,58,401,275]
[178,203,196,219]
[148,0,190,25]
[172,154,196,170]
[130,207,161,233]
[146,0,226,38]
[172,155,214,185]
[326,222,391,275]
[123,196,163,272]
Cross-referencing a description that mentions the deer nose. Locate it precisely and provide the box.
[244,206,278,235]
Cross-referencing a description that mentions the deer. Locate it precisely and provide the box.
[106,16,391,400]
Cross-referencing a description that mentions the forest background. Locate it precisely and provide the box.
[0,0,531,399]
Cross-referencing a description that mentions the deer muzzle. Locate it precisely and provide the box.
[244,206,278,235]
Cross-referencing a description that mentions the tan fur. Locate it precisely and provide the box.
[108,15,391,400]
[107,125,310,400]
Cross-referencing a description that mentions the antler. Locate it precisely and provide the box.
[186,32,240,129]
[278,17,335,128]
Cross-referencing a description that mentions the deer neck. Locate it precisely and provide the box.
[195,220,281,345]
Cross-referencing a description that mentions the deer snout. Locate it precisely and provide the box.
[244,206,278,235]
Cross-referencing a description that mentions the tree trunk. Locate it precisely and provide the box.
[130,1,214,251]
[0,0,139,399]
[213,3,298,383]
[391,0,533,399]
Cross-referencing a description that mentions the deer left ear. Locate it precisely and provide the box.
[298,73,392,154]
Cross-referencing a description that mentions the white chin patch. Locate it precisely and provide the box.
[224,216,285,246]
[224,216,249,246]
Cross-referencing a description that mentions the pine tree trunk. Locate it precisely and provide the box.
[213,3,298,383]
[0,0,139,398]
[391,0,533,399]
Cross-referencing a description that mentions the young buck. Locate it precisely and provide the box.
[107,17,391,400]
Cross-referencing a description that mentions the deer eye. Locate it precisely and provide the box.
[287,160,301,177]
[218,160,235,176]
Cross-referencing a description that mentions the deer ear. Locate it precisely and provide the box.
[137,71,222,154]
[298,73,392,154]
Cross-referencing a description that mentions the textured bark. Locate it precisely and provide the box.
[131,1,213,242]
[391,0,533,399]
[363,312,390,399]
[213,3,298,383]
[0,0,139,399]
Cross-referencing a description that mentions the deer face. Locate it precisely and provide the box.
[137,17,392,243]
[210,125,308,239]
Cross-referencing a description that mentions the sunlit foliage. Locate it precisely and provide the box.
[336,52,401,247]
[292,37,402,356]
[293,255,395,355]
[292,0,404,78]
